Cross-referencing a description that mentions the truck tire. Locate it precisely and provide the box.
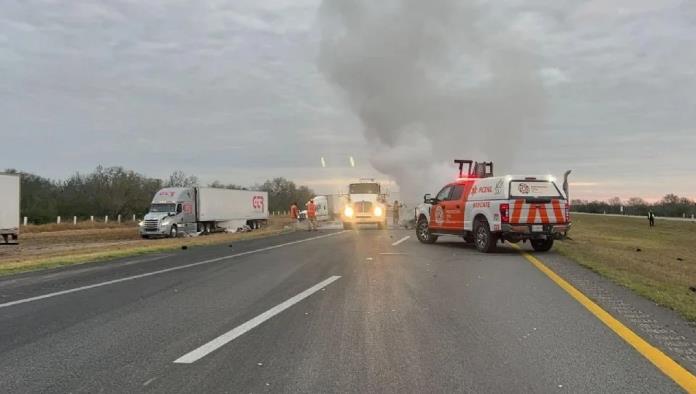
[531,238,554,252]
[141,235,150,239]
[343,222,353,230]
[169,225,178,238]
[416,217,438,244]
[474,218,496,253]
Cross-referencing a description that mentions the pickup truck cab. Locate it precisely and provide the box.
[415,161,570,253]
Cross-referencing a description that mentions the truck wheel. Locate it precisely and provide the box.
[416,217,438,244]
[531,238,554,252]
[474,219,497,253]
[141,235,150,239]
[169,225,178,238]
[343,223,353,230]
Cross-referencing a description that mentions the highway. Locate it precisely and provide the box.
[0,228,692,393]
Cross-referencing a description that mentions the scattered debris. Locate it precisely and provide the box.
[677,257,684,261]
[257,362,263,367]
[635,248,642,252]
[181,245,188,250]
[366,257,373,261]
[229,244,234,248]
[689,286,696,293]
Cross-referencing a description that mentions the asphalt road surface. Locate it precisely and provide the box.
[0,228,688,393]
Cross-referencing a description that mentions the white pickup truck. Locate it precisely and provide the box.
[415,160,571,253]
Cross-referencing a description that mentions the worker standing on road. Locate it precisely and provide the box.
[392,200,403,227]
[648,210,656,227]
[307,199,318,231]
[290,202,299,231]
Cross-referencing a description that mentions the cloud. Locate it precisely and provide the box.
[0,1,694,200]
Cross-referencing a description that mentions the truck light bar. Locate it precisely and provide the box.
[454,160,494,178]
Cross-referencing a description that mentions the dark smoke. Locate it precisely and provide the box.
[317,0,545,200]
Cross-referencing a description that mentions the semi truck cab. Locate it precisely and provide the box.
[140,188,196,238]
[341,180,388,230]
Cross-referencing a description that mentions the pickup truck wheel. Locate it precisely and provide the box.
[141,235,150,239]
[169,225,178,238]
[416,218,438,244]
[531,238,554,252]
[474,219,497,253]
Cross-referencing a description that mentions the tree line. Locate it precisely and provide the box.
[3,167,314,224]
[571,194,696,218]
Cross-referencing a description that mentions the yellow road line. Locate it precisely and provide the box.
[518,249,696,393]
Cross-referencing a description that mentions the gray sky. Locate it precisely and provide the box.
[1,0,694,201]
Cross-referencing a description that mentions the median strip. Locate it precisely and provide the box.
[174,275,342,364]
[0,231,346,309]
[518,248,696,392]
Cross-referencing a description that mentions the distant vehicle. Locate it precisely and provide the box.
[341,179,388,230]
[312,196,330,222]
[139,187,269,238]
[0,173,20,245]
[312,195,344,221]
[415,160,571,253]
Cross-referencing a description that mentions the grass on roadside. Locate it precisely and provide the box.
[1,218,295,276]
[555,214,696,321]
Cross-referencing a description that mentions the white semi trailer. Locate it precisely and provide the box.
[0,173,20,245]
[139,187,269,238]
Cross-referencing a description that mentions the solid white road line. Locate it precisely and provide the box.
[391,236,410,246]
[174,275,342,364]
[0,231,346,310]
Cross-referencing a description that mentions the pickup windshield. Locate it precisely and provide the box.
[150,203,176,213]
[349,183,380,194]
[510,181,563,199]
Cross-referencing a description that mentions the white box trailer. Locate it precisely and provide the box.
[0,173,20,244]
[197,188,269,230]
[139,187,269,238]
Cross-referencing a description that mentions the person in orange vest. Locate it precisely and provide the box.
[290,202,299,231]
[306,199,318,231]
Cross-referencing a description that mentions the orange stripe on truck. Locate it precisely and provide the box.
[511,200,524,224]
[551,199,564,223]
[527,204,550,224]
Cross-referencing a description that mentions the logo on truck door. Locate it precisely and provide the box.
[434,205,445,225]
[252,196,265,210]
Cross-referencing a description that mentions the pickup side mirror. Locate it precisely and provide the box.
[424,194,438,204]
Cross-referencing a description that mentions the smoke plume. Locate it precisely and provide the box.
[317,0,545,201]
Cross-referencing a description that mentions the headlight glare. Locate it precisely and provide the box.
[344,206,354,217]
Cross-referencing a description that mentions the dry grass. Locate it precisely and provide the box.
[556,214,696,320]
[0,218,295,276]
[21,221,137,233]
